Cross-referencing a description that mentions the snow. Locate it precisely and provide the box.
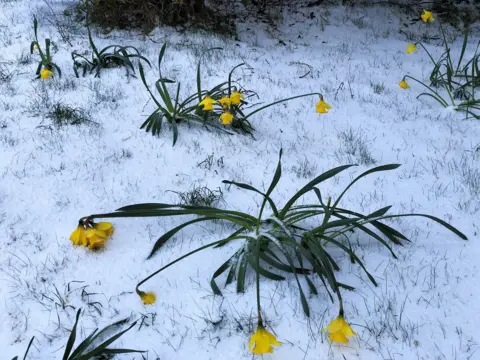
[1,1,479,359]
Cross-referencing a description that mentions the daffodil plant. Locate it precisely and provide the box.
[12,309,143,360]
[30,16,61,80]
[72,8,150,78]
[75,150,466,334]
[401,10,480,119]
[139,43,331,146]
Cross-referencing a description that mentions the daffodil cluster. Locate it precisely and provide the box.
[197,89,245,126]
[70,220,114,250]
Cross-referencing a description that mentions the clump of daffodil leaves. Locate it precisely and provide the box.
[71,5,151,78]
[139,43,331,146]
[73,148,467,354]
[12,309,144,360]
[30,15,61,80]
[400,10,480,119]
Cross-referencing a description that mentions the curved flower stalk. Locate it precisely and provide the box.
[402,11,480,119]
[75,149,467,323]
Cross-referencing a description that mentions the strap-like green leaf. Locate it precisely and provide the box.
[236,252,248,293]
[78,321,137,359]
[280,164,356,218]
[63,309,82,360]
[332,165,400,210]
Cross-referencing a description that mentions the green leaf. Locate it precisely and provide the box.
[63,309,82,360]
[210,255,235,295]
[222,180,278,215]
[78,321,138,359]
[332,164,401,209]
[236,252,248,293]
[380,213,468,240]
[323,235,378,286]
[148,216,228,259]
[247,249,285,281]
[280,164,356,218]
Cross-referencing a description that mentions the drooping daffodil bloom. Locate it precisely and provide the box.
[316,98,332,114]
[324,315,357,344]
[399,79,410,89]
[138,291,157,305]
[248,325,281,354]
[406,43,417,54]
[421,10,434,23]
[40,67,54,79]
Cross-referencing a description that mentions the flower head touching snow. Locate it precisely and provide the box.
[324,315,357,344]
[248,326,281,354]
[70,221,114,249]
[406,43,417,54]
[70,226,88,247]
[138,291,156,305]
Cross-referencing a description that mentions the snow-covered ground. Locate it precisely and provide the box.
[1,1,479,359]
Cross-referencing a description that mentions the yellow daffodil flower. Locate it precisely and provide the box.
[139,291,156,305]
[219,95,231,108]
[248,326,281,354]
[406,43,417,54]
[70,221,114,249]
[325,315,357,344]
[316,98,332,114]
[85,228,108,249]
[198,95,217,111]
[94,221,114,237]
[40,67,54,80]
[70,226,88,247]
[230,91,244,105]
[399,79,409,89]
[219,111,234,125]
[421,10,434,23]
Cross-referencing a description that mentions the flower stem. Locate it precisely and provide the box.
[244,93,322,120]
[136,238,241,293]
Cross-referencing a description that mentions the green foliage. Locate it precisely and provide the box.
[84,150,467,317]
[11,309,143,360]
[405,27,480,119]
[72,10,151,78]
[140,43,323,146]
[138,43,237,146]
[30,16,62,79]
